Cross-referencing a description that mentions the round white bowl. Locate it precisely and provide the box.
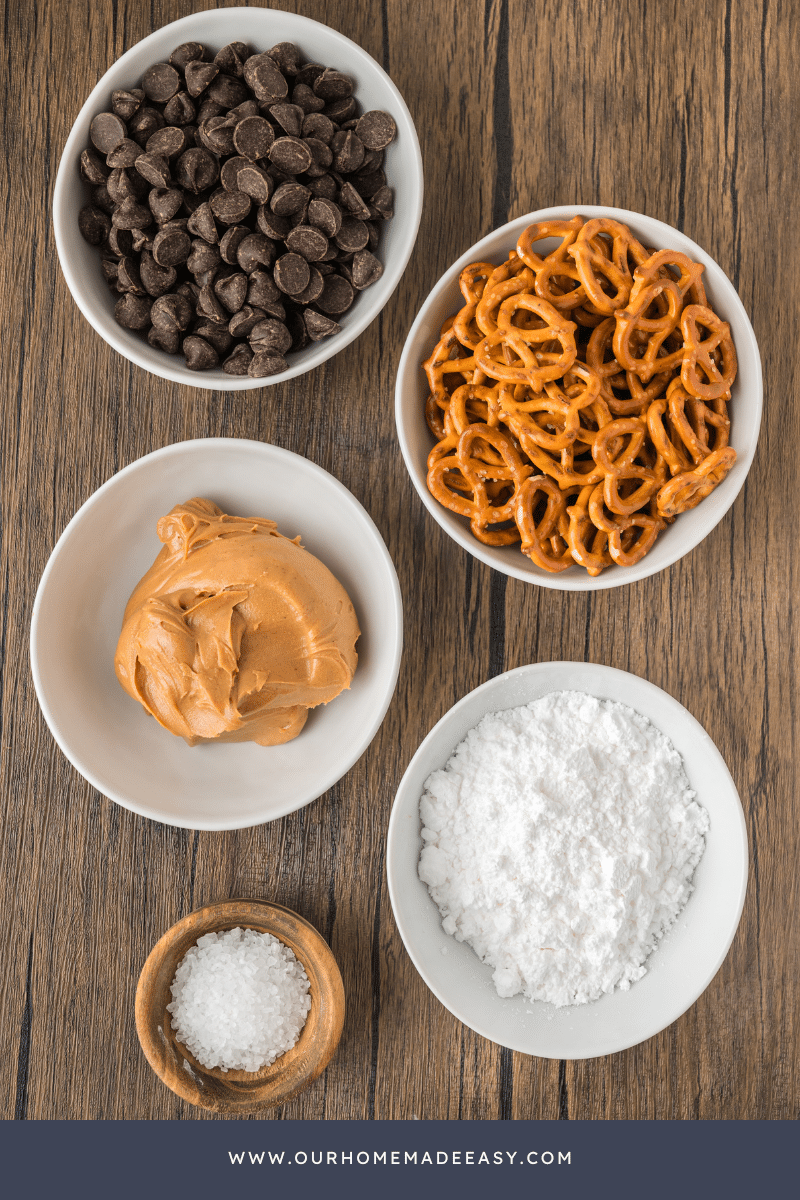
[395,205,762,590]
[31,438,403,830]
[53,7,423,389]
[387,662,748,1059]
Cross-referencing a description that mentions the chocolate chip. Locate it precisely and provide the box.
[152,226,191,265]
[174,147,219,192]
[313,68,353,101]
[92,184,115,215]
[142,63,180,103]
[365,220,380,250]
[194,318,233,355]
[219,225,250,265]
[339,180,372,220]
[78,205,111,245]
[185,61,219,98]
[146,126,188,159]
[250,318,292,355]
[324,96,357,123]
[90,112,127,155]
[351,248,384,290]
[285,224,328,261]
[316,274,354,314]
[207,73,249,108]
[131,227,154,254]
[183,335,219,369]
[256,206,291,240]
[214,43,249,78]
[303,137,334,177]
[115,293,151,329]
[291,82,326,114]
[358,147,385,173]
[355,110,396,151]
[116,255,145,294]
[233,115,275,161]
[304,309,341,340]
[186,200,218,243]
[186,238,221,277]
[331,130,365,173]
[292,266,324,304]
[270,103,304,136]
[129,107,164,147]
[301,112,335,143]
[112,197,153,230]
[170,43,206,71]
[223,344,254,374]
[236,232,276,273]
[352,169,386,199]
[307,197,342,238]
[148,325,181,354]
[210,189,251,225]
[269,136,312,174]
[214,271,248,312]
[335,218,369,253]
[108,225,134,256]
[286,309,310,350]
[111,89,145,121]
[139,249,177,296]
[307,174,338,200]
[236,163,272,204]
[229,305,266,337]
[195,283,227,323]
[106,167,136,203]
[371,185,394,219]
[164,91,196,126]
[270,181,310,215]
[196,97,224,124]
[248,350,288,377]
[80,148,109,184]
[268,42,301,76]
[247,270,285,318]
[148,186,183,224]
[296,62,325,87]
[107,139,142,169]
[243,53,288,103]
[274,252,310,295]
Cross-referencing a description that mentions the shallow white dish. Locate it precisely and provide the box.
[387,661,747,1059]
[53,7,423,389]
[395,205,762,590]
[31,438,403,830]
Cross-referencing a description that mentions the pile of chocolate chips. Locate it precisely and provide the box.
[77,40,396,376]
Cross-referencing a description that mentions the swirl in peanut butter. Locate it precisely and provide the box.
[114,498,359,746]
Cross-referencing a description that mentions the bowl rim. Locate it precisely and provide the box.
[395,204,763,590]
[386,660,749,1058]
[53,5,424,390]
[29,436,404,830]
[134,898,345,1112]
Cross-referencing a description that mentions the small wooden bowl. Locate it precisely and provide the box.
[135,899,345,1113]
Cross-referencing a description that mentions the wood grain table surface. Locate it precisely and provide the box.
[1,0,797,1121]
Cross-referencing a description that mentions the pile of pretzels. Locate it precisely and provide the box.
[422,215,737,574]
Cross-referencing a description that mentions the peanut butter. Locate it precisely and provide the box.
[114,498,359,746]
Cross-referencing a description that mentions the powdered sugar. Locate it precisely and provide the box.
[418,691,709,1007]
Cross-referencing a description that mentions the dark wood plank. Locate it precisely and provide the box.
[0,0,797,1121]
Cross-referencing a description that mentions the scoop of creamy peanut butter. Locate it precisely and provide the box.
[114,498,359,746]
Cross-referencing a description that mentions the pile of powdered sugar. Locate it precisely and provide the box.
[167,927,311,1072]
[418,690,709,1007]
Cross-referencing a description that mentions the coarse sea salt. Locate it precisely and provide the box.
[418,691,709,1007]
[167,926,311,1072]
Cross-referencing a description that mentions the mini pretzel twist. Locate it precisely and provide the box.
[656,447,736,517]
[680,304,738,400]
[515,475,574,572]
[567,218,649,314]
[591,418,662,516]
[475,294,577,391]
[427,423,532,545]
[516,216,588,311]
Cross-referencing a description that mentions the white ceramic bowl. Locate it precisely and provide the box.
[53,7,423,389]
[387,662,747,1059]
[31,438,403,830]
[395,205,762,590]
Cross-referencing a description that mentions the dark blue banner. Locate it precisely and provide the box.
[0,1119,795,1199]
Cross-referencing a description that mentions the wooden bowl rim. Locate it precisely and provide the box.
[135,898,345,1113]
